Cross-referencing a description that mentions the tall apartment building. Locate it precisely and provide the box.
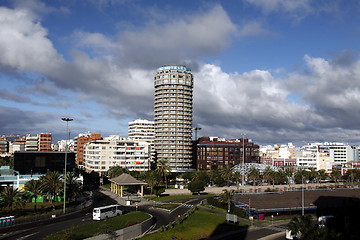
[83,135,151,175]
[0,137,9,154]
[38,133,52,151]
[154,65,194,172]
[25,135,38,151]
[128,119,155,142]
[196,137,260,171]
[74,132,102,168]
[129,119,155,166]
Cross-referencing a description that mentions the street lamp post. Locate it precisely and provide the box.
[61,117,73,214]
[241,133,246,186]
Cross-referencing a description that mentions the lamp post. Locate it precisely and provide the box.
[302,175,304,216]
[241,133,246,186]
[61,117,73,214]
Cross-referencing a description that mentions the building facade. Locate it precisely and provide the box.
[0,137,9,154]
[154,65,194,172]
[196,137,260,171]
[84,136,151,175]
[128,119,155,143]
[25,135,38,151]
[75,132,102,168]
[38,133,52,151]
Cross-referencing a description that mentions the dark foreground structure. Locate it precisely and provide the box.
[234,188,360,237]
[13,151,75,175]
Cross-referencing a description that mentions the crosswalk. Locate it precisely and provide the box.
[181,203,193,208]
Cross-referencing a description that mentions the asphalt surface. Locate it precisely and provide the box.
[0,191,206,239]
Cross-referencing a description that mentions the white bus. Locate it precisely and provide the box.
[93,204,123,220]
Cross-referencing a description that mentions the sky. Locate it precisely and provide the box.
[1,0,360,146]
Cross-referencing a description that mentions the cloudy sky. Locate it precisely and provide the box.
[1,0,360,146]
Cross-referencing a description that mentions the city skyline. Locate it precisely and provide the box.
[1,0,360,146]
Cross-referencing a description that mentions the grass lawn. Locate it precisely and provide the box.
[139,209,247,240]
[202,204,228,213]
[45,211,151,240]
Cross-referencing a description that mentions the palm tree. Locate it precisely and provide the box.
[233,171,241,190]
[331,169,341,186]
[65,172,82,201]
[107,165,129,179]
[287,215,316,239]
[221,189,235,213]
[263,166,275,188]
[156,160,170,188]
[0,186,24,213]
[24,179,43,212]
[317,169,328,184]
[208,170,218,186]
[294,169,309,184]
[40,171,62,203]
[191,171,210,186]
[144,171,160,196]
[248,167,260,191]
[221,166,233,187]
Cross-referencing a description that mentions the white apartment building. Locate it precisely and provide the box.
[128,119,155,143]
[297,156,317,168]
[25,135,38,151]
[84,135,151,175]
[328,144,354,165]
[297,142,354,170]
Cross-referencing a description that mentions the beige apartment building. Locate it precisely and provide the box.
[154,65,194,172]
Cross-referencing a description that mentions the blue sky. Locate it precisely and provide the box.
[1,0,360,146]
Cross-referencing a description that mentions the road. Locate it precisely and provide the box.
[0,192,205,239]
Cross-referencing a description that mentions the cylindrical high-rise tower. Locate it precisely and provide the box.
[154,65,193,172]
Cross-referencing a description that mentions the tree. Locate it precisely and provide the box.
[24,179,43,212]
[152,186,165,197]
[144,171,161,196]
[65,172,82,201]
[233,171,241,190]
[191,171,209,185]
[221,166,233,187]
[294,169,310,184]
[308,168,319,183]
[263,166,275,188]
[0,186,24,213]
[248,167,260,191]
[331,170,341,185]
[273,170,288,185]
[156,160,171,188]
[40,171,62,203]
[221,189,234,213]
[208,170,219,186]
[288,215,343,240]
[317,169,328,184]
[188,180,206,195]
[107,165,129,179]
[287,215,316,239]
